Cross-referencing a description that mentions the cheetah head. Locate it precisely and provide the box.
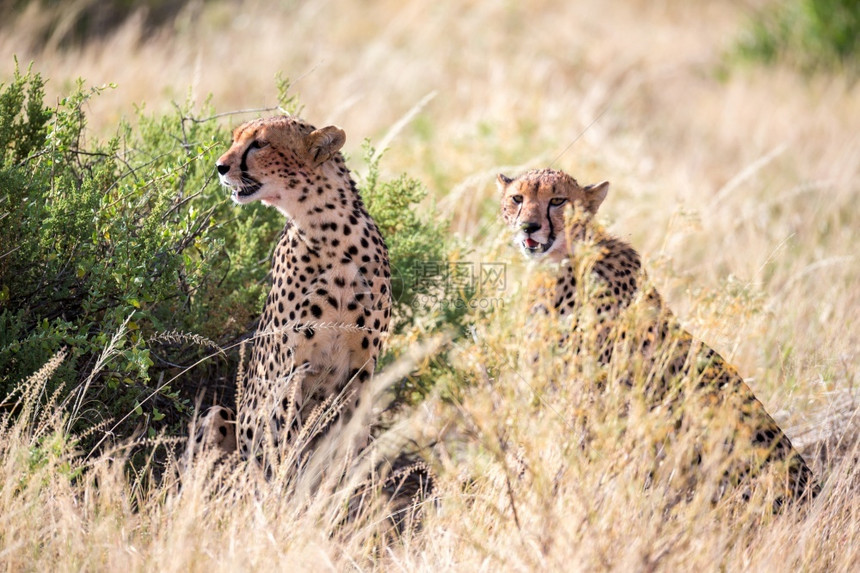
[498,168,608,261]
[215,116,346,214]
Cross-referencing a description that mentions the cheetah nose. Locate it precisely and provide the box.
[216,163,230,175]
[521,222,541,234]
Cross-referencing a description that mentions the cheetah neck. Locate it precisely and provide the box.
[555,231,644,316]
[257,154,344,213]
[250,160,390,379]
[263,165,372,250]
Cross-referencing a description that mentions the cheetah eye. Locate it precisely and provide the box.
[248,140,268,150]
[549,197,567,207]
[511,195,523,205]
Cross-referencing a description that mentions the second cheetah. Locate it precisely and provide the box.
[498,168,818,509]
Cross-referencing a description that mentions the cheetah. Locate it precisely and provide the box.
[498,168,819,509]
[211,115,391,469]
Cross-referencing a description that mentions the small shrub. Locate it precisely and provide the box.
[0,64,285,446]
[734,0,860,73]
[359,141,456,325]
[359,142,483,404]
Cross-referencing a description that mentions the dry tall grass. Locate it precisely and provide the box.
[1,0,858,571]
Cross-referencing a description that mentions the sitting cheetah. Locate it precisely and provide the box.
[498,168,818,508]
[211,115,391,468]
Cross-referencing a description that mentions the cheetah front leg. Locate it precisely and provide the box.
[188,405,237,457]
[236,365,306,465]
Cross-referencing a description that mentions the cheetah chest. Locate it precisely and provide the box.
[246,225,389,429]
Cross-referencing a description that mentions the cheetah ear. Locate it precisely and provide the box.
[496,173,513,192]
[306,125,346,168]
[583,180,609,213]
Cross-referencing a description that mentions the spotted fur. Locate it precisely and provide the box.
[192,406,236,455]
[208,116,391,467]
[499,168,818,509]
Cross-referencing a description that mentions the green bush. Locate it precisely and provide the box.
[0,62,458,449]
[360,142,475,406]
[0,63,281,444]
[359,142,464,325]
[735,0,860,73]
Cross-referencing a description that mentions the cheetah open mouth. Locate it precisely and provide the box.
[235,181,262,198]
[522,237,551,254]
